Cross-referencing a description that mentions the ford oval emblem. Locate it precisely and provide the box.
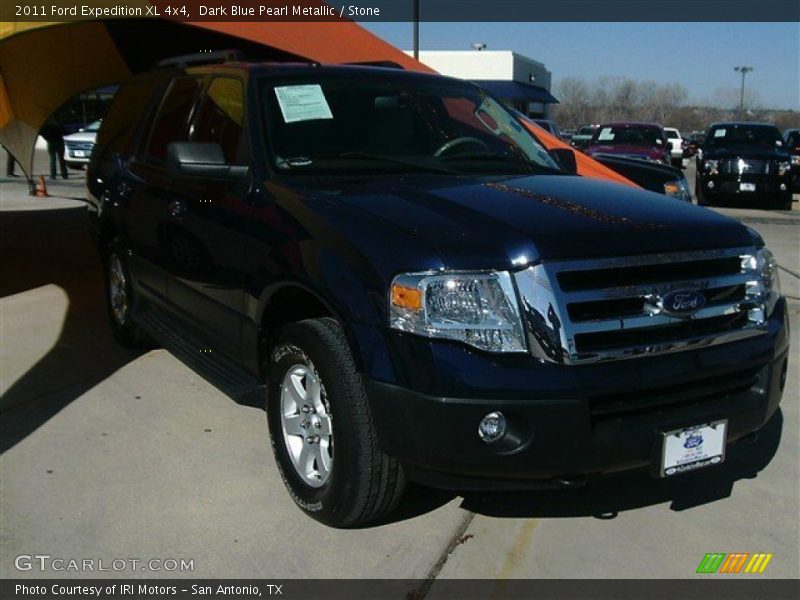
[661,290,706,317]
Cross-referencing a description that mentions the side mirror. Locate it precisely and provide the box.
[550,148,578,175]
[167,142,247,179]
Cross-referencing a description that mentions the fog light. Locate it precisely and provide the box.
[707,181,715,189]
[478,412,506,443]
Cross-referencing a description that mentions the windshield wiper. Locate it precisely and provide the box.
[439,153,562,174]
[335,152,461,174]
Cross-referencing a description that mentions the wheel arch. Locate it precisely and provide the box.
[255,282,360,378]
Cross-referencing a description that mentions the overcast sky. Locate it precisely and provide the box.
[364,22,800,110]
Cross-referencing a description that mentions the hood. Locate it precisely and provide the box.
[702,146,790,161]
[298,174,754,270]
[587,143,665,160]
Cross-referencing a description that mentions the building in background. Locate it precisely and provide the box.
[404,50,558,118]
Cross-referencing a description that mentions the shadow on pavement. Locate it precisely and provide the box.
[459,410,783,519]
[0,205,143,454]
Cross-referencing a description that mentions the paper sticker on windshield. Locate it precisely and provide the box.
[598,127,615,141]
[274,85,333,123]
[714,128,727,138]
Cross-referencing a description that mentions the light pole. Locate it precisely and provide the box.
[734,66,753,115]
[413,0,419,60]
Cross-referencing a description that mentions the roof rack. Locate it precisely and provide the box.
[344,61,405,70]
[156,49,246,69]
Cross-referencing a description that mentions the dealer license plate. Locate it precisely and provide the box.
[72,150,85,157]
[739,182,756,192]
[659,420,726,477]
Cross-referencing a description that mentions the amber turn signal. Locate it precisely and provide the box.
[391,284,422,311]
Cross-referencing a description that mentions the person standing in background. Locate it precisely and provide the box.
[5,150,18,177]
[40,116,68,180]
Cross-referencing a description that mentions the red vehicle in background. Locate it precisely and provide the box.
[585,122,671,165]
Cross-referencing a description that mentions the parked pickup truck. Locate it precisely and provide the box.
[86,56,789,527]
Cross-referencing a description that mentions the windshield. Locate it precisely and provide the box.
[592,125,664,147]
[260,73,560,175]
[577,127,596,136]
[665,129,680,139]
[706,125,783,148]
[85,120,102,132]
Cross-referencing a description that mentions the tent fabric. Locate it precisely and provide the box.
[0,16,634,188]
[473,80,559,104]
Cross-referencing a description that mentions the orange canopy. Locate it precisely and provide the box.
[0,16,634,187]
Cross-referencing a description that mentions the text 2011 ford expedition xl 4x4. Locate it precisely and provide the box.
[86,56,789,527]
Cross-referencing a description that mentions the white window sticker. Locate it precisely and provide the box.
[597,127,615,141]
[274,85,333,123]
[714,128,727,138]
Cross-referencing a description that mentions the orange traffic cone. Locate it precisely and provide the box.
[33,175,49,198]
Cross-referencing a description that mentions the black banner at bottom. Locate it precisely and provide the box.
[2,579,799,600]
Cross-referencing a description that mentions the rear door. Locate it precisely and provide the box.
[164,75,254,357]
[122,75,204,301]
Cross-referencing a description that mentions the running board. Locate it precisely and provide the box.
[136,307,265,408]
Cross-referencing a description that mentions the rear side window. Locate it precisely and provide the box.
[144,76,202,163]
[190,77,246,164]
[94,78,158,159]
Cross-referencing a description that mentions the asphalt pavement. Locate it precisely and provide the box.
[1,153,798,586]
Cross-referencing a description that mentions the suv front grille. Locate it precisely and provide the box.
[514,247,768,364]
[720,158,771,175]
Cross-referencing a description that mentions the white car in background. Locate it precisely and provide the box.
[63,120,101,169]
[663,127,687,168]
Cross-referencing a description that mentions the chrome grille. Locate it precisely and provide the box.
[66,141,94,152]
[720,158,770,174]
[514,247,769,364]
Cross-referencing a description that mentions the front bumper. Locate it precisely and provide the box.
[700,172,794,203]
[64,145,93,164]
[363,299,789,489]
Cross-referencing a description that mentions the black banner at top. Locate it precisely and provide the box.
[3,0,800,23]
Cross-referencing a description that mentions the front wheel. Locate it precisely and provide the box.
[695,177,711,206]
[266,318,405,527]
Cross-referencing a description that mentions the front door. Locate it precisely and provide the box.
[165,76,254,358]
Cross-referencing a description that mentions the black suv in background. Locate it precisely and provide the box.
[86,56,789,527]
[696,122,795,209]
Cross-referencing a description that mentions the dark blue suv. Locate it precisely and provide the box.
[86,56,789,527]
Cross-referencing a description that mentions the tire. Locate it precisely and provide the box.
[104,237,148,347]
[266,318,405,528]
[695,176,708,206]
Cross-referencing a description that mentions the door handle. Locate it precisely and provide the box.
[168,199,187,219]
[115,181,132,205]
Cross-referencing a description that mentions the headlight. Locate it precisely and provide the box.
[777,161,792,176]
[389,271,526,353]
[791,155,800,166]
[664,177,692,201]
[704,159,719,175]
[741,248,781,320]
